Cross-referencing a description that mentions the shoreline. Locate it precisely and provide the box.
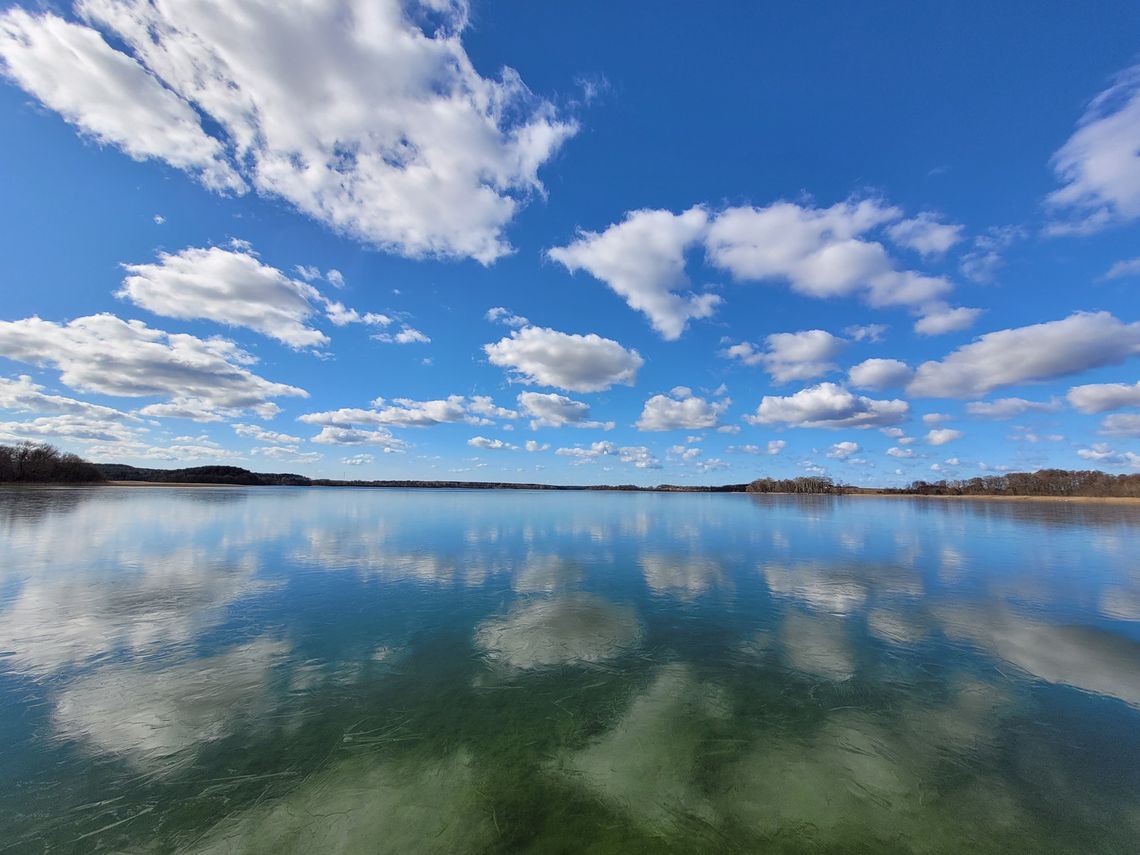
[84,482,1140,502]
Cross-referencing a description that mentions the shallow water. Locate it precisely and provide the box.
[2,486,1139,853]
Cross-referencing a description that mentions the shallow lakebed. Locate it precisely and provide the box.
[2,486,1139,853]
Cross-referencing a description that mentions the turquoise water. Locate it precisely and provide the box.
[2,486,1139,853]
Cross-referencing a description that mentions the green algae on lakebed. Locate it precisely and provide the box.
[2,486,1140,853]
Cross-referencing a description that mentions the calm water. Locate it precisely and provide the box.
[2,487,1140,854]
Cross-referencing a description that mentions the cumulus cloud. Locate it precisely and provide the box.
[309,426,406,450]
[0,374,136,422]
[925,428,963,446]
[958,225,1023,284]
[0,0,575,262]
[555,441,616,463]
[1067,381,1140,414]
[722,329,845,383]
[252,445,321,463]
[1047,63,1140,234]
[767,439,787,455]
[0,414,141,444]
[909,312,1140,398]
[118,244,342,348]
[232,423,302,445]
[548,207,719,340]
[826,441,860,459]
[745,382,908,430]
[847,358,912,391]
[299,395,511,429]
[705,199,950,308]
[524,440,549,452]
[844,323,888,342]
[635,387,728,431]
[966,398,1062,419]
[1101,414,1140,437]
[0,314,306,421]
[1077,443,1140,470]
[887,446,914,459]
[467,435,517,450]
[485,307,529,327]
[1105,257,1140,280]
[518,391,612,430]
[342,453,374,466]
[913,304,983,336]
[886,212,964,256]
[373,325,430,344]
[484,326,643,392]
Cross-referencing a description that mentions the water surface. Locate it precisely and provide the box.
[2,486,1139,853]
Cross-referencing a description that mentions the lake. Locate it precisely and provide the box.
[2,486,1139,853]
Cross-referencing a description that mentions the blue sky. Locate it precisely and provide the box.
[1,0,1139,485]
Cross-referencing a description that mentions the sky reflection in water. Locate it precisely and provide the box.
[1,486,1139,853]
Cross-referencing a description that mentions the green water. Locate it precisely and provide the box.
[1,486,1139,853]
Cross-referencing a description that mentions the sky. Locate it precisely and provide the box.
[1,1,1139,486]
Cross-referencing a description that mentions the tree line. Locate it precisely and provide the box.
[747,476,843,494]
[0,442,105,483]
[903,469,1140,498]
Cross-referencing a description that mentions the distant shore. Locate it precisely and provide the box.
[92,481,1140,502]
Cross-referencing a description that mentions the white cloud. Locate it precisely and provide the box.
[309,426,406,451]
[925,428,962,446]
[767,439,786,455]
[342,453,373,466]
[299,395,507,428]
[909,312,1140,398]
[119,244,333,348]
[0,374,136,422]
[965,397,1061,419]
[0,8,243,192]
[555,441,616,463]
[324,301,391,328]
[886,446,914,459]
[0,1,575,263]
[524,440,549,452]
[847,358,912,391]
[635,388,727,431]
[232,423,302,445]
[1077,443,1140,470]
[1067,381,1140,414]
[746,382,908,429]
[826,441,860,459]
[922,413,951,425]
[844,323,888,342]
[554,441,664,471]
[958,225,1023,283]
[467,436,517,451]
[913,304,983,336]
[548,207,719,340]
[485,307,529,328]
[518,391,612,430]
[252,445,321,464]
[484,326,643,392]
[886,212,964,256]
[1106,257,1140,280]
[722,329,846,383]
[0,414,141,444]
[669,445,701,461]
[705,199,950,308]
[1101,414,1140,437]
[617,445,661,469]
[373,325,430,344]
[0,313,306,421]
[1047,63,1140,234]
